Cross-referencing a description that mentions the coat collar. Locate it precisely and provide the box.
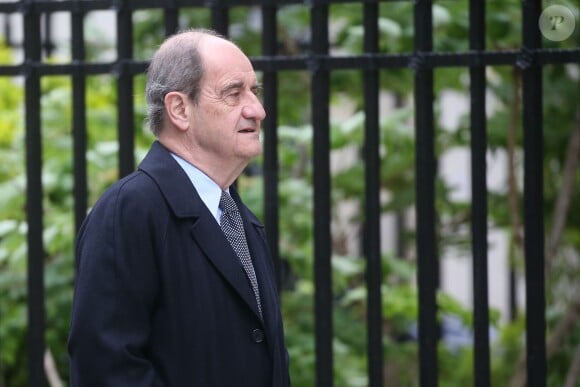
[138,141,205,219]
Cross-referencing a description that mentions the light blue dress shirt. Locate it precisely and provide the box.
[171,153,224,223]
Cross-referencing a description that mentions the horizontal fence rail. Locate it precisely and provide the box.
[1,50,579,77]
[0,0,578,386]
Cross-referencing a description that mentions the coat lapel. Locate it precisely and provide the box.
[189,215,263,320]
[138,141,263,321]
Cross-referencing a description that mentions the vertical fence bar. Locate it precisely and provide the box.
[23,2,47,386]
[469,1,490,386]
[116,0,134,177]
[211,1,229,37]
[164,4,178,37]
[413,1,438,386]
[261,3,282,291]
[521,0,546,385]
[72,0,87,232]
[362,1,383,386]
[310,1,333,386]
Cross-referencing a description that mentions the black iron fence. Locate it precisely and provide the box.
[0,0,579,386]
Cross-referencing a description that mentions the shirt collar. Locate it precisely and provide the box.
[171,153,223,223]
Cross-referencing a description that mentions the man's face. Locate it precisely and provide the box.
[188,38,266,167]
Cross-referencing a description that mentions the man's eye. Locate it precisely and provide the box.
[222,92,241,105]
[223,89,241,98]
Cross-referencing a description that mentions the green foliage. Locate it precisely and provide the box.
[0,39,26,387]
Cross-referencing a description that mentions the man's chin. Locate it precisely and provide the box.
[244,144,263,159]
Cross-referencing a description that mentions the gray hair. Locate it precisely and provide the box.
[145,28,225,136]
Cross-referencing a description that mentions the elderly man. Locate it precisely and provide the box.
[68,28,291,387]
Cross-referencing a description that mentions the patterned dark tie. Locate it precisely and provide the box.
[219,191,263,319]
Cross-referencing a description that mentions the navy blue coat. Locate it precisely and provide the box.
[68,141,290,386]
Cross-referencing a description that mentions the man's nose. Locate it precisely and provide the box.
[242,94,266,120]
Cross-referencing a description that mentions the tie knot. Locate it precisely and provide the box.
[220,191,238,214]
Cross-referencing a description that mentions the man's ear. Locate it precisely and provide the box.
[164,91,190,132]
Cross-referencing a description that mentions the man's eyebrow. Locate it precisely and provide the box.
[219,80,244,97]
[219,80,262,97]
